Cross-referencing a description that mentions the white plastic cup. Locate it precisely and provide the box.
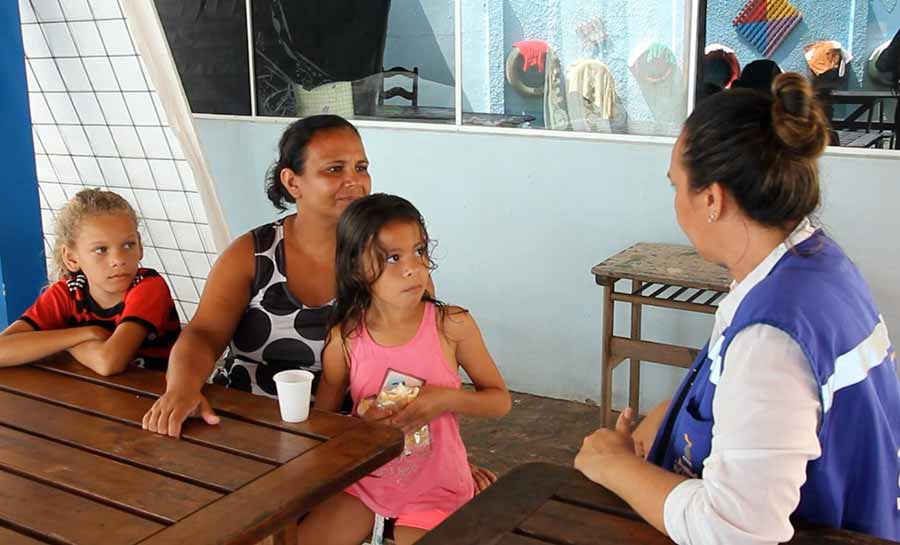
[273,370,315,422]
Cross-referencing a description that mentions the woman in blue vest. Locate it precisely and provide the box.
[575,72,900,544]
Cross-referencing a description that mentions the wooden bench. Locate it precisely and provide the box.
[592,243,731,427]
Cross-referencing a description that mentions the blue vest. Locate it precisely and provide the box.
[647,232,900,541]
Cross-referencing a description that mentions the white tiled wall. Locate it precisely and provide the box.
[20,0,218,321]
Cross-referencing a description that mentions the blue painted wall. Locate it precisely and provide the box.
[195,117,900,405]
[706,0,900,89]
[1,2,45,327]
[384,0,688,132]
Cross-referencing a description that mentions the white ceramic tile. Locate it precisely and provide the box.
[34,154,57,182]
[49,154,80,183]
[82,57,119,91]
[123,92,158,125]
[179,301,197,322]
[133,189,167,220]
[58,0,92,20]
[147,159,181,191]
[157,249,189,277]
[21,24,52,58]
[96,92,131,125]
[72,155,105,185]
[32,128,45,154]
[43,92,79,123]
[96,20,133,56]
[112,187,137,212]
[38,188,50,210]
[34,125,67,154]
[150,93,169,124]
[108,126,143,157]
[168,274,199,302]
[39,182,68,210]
[144,219,177,248]
[173,225,205,254]
[175,161,195,190]
[88,0,121,19]
[96,156,129,187]
[41,209,56,235]
[187,193,209,224]
[110,56,147,91]
[42,22,79,56]
[140,246,162,271]
[24,62,41,92]
[31,0,65,22]
[161,191,192,222]
[19,1,37,23]
[55,58,92,91]
[193,278,207,297]
[28,93,54,124]
[83,125,117,156]
[122,158,155,189]
[28,58,65,91]
[136,126,171,159]
[60,183,84,199]
[58,125,93,155]
[199,224,217,253]
[69,92,106,124]
[67,20,106,56]
[164,128,185,160]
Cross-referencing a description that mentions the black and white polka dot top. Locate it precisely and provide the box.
[211,219,332,398]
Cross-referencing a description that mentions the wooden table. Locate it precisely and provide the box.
[419,462,897,545]
[592,243,731,427]
[0,355,403,545]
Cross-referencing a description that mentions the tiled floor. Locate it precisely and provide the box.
[458,391,603,476]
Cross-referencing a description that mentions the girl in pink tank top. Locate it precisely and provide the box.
[298,194,511,545]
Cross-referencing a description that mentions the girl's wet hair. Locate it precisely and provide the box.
[52,188,139,280]
[329,193,441,341]
[681,72,829,229]
[265,114,360,212]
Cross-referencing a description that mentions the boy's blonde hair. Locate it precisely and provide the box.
[51,188,139,280]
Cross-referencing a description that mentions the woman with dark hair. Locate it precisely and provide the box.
[576,73,900,543]
[141,115,495,491]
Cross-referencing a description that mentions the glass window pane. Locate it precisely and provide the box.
[252,0,455,123]
[701,0,899,151]
[462,1,691,136]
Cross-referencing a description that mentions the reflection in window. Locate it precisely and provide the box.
[252,0,458,124]
[462,1,692,135]
[700,0,899,151]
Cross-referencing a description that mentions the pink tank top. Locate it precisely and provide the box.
[345,302,475,517]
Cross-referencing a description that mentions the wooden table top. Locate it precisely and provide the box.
[419,462,896,545]
[592,243,731,292]
[0,355,403,545]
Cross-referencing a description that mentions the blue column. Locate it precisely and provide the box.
[0,3,46,327]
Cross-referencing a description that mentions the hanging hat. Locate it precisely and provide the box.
[803,40,852,78]
[703,44,741,89]
[868,39,896,86]
[629,42,677,84]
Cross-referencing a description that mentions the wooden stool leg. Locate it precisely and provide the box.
[601,281,615,429]
[629,280,642,419]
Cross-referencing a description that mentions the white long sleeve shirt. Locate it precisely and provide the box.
[663,218,823,545]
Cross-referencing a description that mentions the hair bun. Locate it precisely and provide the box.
[770,72,829,158]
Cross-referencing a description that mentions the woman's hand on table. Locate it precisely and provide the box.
[632,400,669,459]
[575,407,639,484]
[142,388,220,438]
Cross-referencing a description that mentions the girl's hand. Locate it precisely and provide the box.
[575,408,638,484]
[388,385,454,434]
[470,463,497,494]
[357,397,396,422]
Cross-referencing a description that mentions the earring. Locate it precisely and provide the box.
[708,214,717,223]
